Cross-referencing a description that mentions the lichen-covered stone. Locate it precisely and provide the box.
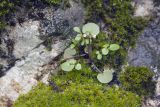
[0,0,84,105]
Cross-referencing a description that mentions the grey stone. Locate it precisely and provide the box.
[0,0,84,105]
[128,16,160,107]
[132,0,154,17]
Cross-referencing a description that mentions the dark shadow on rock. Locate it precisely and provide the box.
[153,0,160,6]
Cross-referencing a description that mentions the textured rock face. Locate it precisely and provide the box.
[0,1,84,106]
[10,21,42,58]
[128,17,160,69]
[128,1,160,106]
[132,0,154,17]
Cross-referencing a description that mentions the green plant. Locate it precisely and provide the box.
[44,0,61,4]
[119,66,156,97]
[81,0,104,21]
[0,0,14,29]
[97,67,114,83]
[81,0,149,68]
[14,69,141,107]
[60,23,120,83]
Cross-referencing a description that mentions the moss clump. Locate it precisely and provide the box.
[44,0,61,4]
[14,67,141,107]
[119,66,156,97]
[82,0,149,68]
[0,0,14,29]
[81,0,104,21]
[86,32,122,69]
[44,0,70,9]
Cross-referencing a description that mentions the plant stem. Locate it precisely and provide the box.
[61,54,87,62]
[88,38,102,73]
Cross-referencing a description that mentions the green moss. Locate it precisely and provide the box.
[119,66,156,97]
[81,0,104,21]
[14,68,141,107]
[44,0,61,4]
[0,0,14,29]
[82,0,149,68]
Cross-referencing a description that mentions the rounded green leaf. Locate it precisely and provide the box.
[85,39,89,45]
[103,44,109,48]
[109,44,120,51]
[97,71,113,83]
[96,51,100,54]
[81,40,85,46]
[70,44,75,49]
[82,23,100,36]
[61,61,75,72]
[75,34,82,41]
[75,63,82,70]
[97,53,102,60]
[104,66,115,73]
[73,27,81,33]
[102,48,109,55]
[63,47,76,59]
[68,59,77,64]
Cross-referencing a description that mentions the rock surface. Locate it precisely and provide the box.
[132,0,154,17]
[0,1,84,106]
[128,0,160,106]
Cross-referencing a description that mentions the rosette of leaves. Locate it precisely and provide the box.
[82,23,100,38]
[63,47,76,59]
[97,67,114,83]
[61,47,82,72]
[96,43,120,60]
[72,23,100,47]
[61,23,120,84]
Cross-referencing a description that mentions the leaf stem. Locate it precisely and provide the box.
[87,38,102,73]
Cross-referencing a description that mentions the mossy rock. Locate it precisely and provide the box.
[81,0,149,68]
[44,0,61,4]
[119,66,156,97]
[14,67,141,107]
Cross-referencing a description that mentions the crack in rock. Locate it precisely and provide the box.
[0,1,84,106]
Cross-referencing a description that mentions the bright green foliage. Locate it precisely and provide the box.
[14,68,141,107]
[82,23,100,36]
[63,47,76,59]
[96,51,102,60]
[109,44,120,51]
[73,27,81,33]
[82,0,149,68]
[90,32,121,68]
[97,67,114,83]
[102,48,109,55]
[61,23,120,83]
[61,59,76,72]
[75,63,82,70]
[73,22,100,39]
[119,66,156,97]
